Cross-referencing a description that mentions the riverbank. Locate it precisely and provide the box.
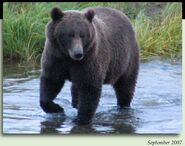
[3,2,182,63]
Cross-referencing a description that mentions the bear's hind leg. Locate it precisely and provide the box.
[71,84,79,109]
[113,73,137,108]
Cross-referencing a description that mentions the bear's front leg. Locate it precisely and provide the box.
[76,83,102,125]
[71,84,79,109]
[40,76,64,113]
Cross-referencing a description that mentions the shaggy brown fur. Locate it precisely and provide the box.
[40,7,139,125]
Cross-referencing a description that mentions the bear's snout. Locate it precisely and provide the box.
[74,52,83,59]
[69,48,84,61]
[68,38,84,61]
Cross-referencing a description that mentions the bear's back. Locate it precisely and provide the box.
[84,7,138,84]
[85,7,135,47]
[85,7,133,30]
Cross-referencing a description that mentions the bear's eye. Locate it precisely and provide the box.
[68,33,75,38]
[80,34,85,38]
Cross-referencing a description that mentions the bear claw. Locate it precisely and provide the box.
[40,101,64,113]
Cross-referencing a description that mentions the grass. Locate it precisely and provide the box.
[134,3,182,60]
[3,2,182,62]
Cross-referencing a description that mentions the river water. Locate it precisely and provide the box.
[3,59,182,134]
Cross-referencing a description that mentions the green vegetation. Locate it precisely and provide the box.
[3,2,182,62]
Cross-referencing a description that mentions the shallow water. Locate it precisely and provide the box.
[3,59,182,134]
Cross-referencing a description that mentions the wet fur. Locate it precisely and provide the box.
[40,7,139,125]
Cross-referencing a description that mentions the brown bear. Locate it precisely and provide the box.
[40,7,139,125]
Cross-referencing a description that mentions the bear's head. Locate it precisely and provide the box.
[47,7,96,61]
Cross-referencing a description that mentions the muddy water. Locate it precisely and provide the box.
[3,59,182,134]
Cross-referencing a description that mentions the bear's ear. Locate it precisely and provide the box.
[51,7,64,21]
[85,10,95,23]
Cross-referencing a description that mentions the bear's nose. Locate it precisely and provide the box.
[74,53,83,59]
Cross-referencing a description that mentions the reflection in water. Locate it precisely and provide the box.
[40,108,136,134]
[39,107,138,134]
[3,59,182,134]
[40,115,66,134]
